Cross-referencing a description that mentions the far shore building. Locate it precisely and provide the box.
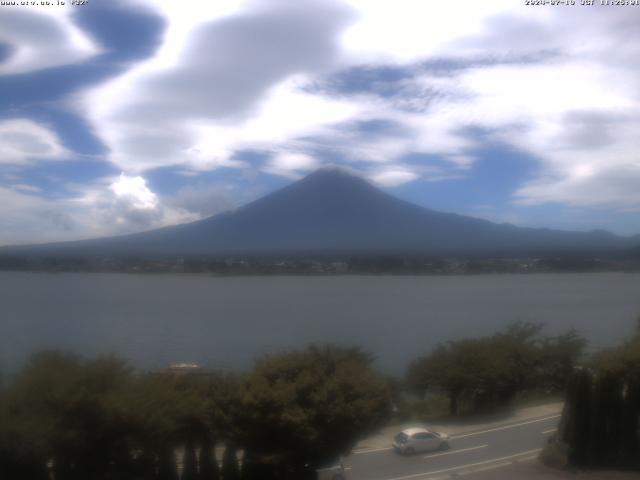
[151,362,218,378]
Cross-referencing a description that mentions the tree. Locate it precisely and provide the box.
[407,343,466,415]
[562,367,593,467]
[407,322,582,415]
[221,444,240,480]
[157,444,179,480]
[4,352,139,480]
[407,338,511,414]
[0,389,49,480]
[200,372,245,480]
[557,321,640,470]
[198,435,220,480]
[237,345,390,478]
[536,329,587,393]
[182,439,198,480]
[128,372,217,480]
[490,321,543,399]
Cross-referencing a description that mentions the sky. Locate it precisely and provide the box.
[1,0,640,246]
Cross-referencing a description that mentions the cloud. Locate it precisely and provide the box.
[0,118,69,165]
[5,0,635,246]
[515,163,640,211]
[403,4,640,211]
[11,183,42,193]
[167,182,251,217]
[0,187,81,245]
[110,173,158,210]
[0,174,199,246]
[70,0,492,183]
[106,173,164,227]
[77,0,500,180]
[340,0,516,63]
[76,173,197,231]
[264,153,321,178]
[77,0,357,172]
[0,5,101,75]
[370,168,418,187]
[315,3,640,209]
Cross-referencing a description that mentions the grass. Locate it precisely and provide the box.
[390,391,564,425]
[390,395,451,424]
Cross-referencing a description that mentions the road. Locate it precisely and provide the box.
[345,414,560,480]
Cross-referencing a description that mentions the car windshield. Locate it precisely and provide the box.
[395,433,409,444]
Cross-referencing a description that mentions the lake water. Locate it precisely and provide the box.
[1,272,639,375]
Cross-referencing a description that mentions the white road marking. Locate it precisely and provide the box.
[352,446,394,455]
[423,444,487,459]
[382,448,542,480]
[462,461,511,474]
[451,415,561,439]
[542,428,557,434]
[515,455,539,462]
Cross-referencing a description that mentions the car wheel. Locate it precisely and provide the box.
[405,447,415,456]
[439,442,450,451]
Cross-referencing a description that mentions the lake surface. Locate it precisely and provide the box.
[2,272,639,375]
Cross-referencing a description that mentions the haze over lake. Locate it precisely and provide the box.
[2,272,639,375]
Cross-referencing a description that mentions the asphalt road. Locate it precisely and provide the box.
[345,414,561,480]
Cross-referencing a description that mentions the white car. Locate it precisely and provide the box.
[392,428,450,455]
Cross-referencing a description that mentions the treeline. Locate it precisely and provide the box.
[2,321,625,479]
[2,254,640,275]
[0,346,391,480]
[406,322,586,415]
[554,322,640,470]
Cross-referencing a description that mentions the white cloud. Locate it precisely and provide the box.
[11,183,42,193]
[77,0,500,177]
[264,152,321,178]
[369,168,418,187]
[0,175,200,246]
[110,173,158,211]
[73,174,197,232]
[59,0,640,227]
[401,4,640,210]
[77,0,357,172]
[70,0,520,183]
[0,119,69,165]
[432,47,640,209]
[168,183,238,217]
[333,3,640,210]
[0,186,89,245]
[0,5,101,75]
[183,77,360,172]
[340,0,515,62]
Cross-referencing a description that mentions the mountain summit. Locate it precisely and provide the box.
[3,169,638,256]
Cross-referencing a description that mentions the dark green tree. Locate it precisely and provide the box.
[198,435,220,480]
[221,444,240,480]
[5,351,138,480]
[568,368,593,467]
[237,345,390,478]
[157,444,179,480]
[537,329,587,393]
[408,322,585,415]
[490,321,543,400]
[182,439,198,480]
[0,395,49,480]
[407,338,509,414]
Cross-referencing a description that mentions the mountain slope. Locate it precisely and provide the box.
[2,168,638,256]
